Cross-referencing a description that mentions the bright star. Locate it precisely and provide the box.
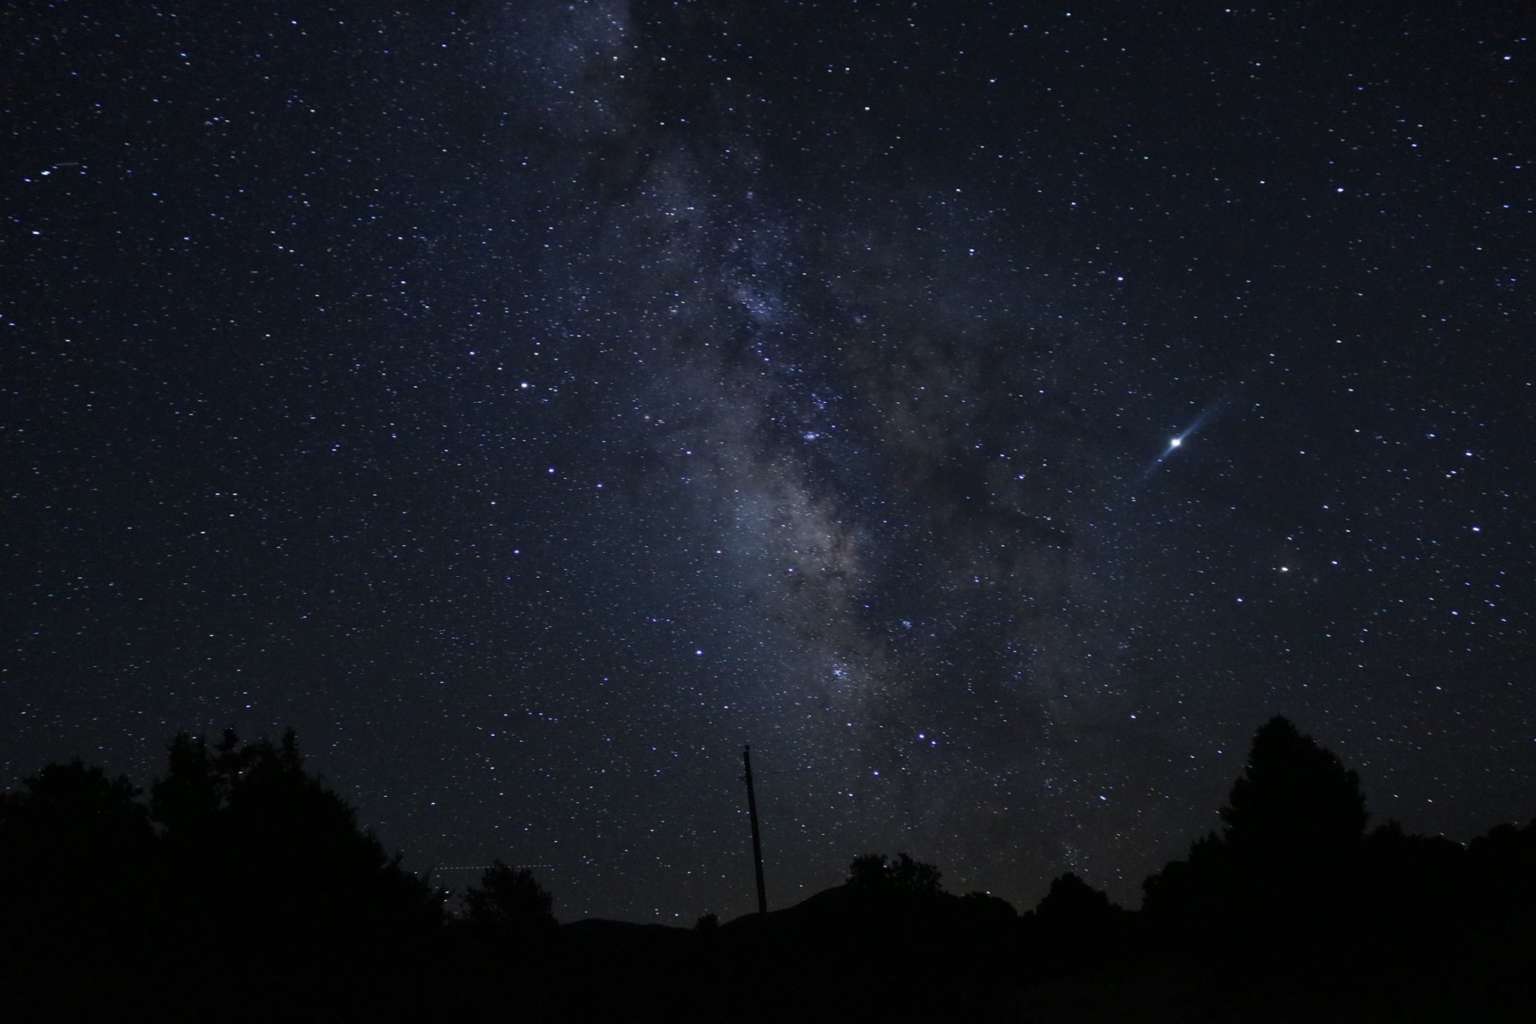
[1140,399,1230,484]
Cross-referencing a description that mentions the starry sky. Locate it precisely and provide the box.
[4,2,1532,922]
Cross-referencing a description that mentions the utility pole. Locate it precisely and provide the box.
[743,745,768,916]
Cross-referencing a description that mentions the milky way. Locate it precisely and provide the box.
[3,3,1531,920]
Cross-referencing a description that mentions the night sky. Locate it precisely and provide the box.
[4,3,1532,922]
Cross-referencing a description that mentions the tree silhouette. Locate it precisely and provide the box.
[1036,871,1115,923]
[1466,817,1536,937]
[1141,830,1233,939]
[0,761,158,994]
[846,851,943,898]
[1220,716,1367,866]
[1030,872,1126,968]
[151,729,441,1019]
[464,860,558,956]
[1,718,1529,1019]
[1144,716,1369,964]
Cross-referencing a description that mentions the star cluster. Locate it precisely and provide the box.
[3,2,1531,920]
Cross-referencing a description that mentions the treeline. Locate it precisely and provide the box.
[1,731,447,1021]
[2,718,1532,1021]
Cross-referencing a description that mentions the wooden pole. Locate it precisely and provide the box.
[743,745,767,915]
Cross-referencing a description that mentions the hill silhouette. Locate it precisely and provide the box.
[1,716,1532,1021]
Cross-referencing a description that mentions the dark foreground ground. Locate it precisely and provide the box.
[543,885,1534,1024]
